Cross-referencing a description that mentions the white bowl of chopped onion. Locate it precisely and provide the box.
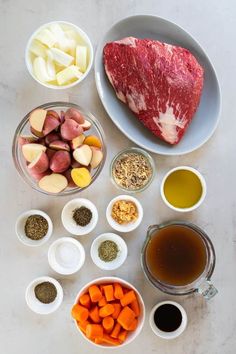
[25,21,93,89]
[106,195,143,233]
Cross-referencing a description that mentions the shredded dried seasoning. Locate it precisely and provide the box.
[34,282,57,304]
[25,215,48,240]
[112,152,152,190]
[73,206,92,226]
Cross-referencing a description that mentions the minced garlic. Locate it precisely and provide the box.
[111,200,138,224]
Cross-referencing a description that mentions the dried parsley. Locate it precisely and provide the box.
[73,206,92,226]
[98,240,119,262]
[25,215,48,240]
[34,282,57,304]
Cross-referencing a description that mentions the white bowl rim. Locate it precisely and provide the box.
[106,195,143,232]
[15,209,53,246]
[61,198,98,235]
[25,276,63,315]
[25,20,94,89]
[149,300,187,339]
[90,232,128,270]
[73,276,145,348]
[160,166,207,212]
[48,237,85,275]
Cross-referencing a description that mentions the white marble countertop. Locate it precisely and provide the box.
[1,0,235,353]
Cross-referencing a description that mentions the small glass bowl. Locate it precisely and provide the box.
[110,147,155,193]
[12,102,106,196]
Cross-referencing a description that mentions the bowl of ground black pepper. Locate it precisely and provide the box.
[25,276,63,314]
[90,233,128,270]
[110,147,155,193]
[15,209,53,246]
[61,198,98,236]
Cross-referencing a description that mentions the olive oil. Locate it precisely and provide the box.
[164,169,203,208]
[145,224,207,286]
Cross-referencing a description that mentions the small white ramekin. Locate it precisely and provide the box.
[149,301,187,339]
[25,276,63,315]
[25,21,94,89]
[106,195,143,232]
[90,232,128,270]
[61,198,98,236]
[160,166,207,212]
[48,237,85,275]
[15,209,53,246]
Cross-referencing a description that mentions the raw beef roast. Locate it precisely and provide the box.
[103,37,204,145]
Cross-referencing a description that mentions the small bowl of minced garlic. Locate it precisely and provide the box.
[106,195,143,233]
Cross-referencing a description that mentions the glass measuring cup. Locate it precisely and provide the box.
[141,221,218,299]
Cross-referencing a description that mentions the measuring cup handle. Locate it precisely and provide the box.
[147,224,159,238]
[197,280,218,300]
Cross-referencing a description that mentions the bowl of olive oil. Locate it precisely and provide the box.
[160,166,206,212]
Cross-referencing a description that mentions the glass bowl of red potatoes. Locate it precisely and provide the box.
[71,277,145,348]
[12,102,106,196]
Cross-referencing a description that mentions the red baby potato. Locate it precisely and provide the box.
[18,135,38,146]
[47,110,60,121]
[45,132,60,145]
[29,109,47,137]
[60,119,83,141]
[38,173,68,193]
[29,169,50,181]
[71,158,82,169]
[80,120,92,131]
[43,115,61,136]
[27,151,49,173]
[90,147,103,169]
[73,145,92,166]
[46,148,56,161]
[65,108,85,124]
[60,110,65,123]
[49,151,71,173]
[70,134,85,150]
[22,143,46,162]
[49,140,70,152]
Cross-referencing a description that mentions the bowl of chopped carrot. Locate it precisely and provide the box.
[71,276,145,347]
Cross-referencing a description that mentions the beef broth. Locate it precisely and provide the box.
[145,224,207,286]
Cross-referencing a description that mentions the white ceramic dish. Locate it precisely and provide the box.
[73,276,145,347]
[48,237,85,275]
[25,21,93,89]
[106,195,143,232]
[149,301,187,339]
[90,233,127,270]
[160,166,207,212]
[95,15,221,155]
[25,276,63,315]
[15,209,53,246]
[61,198,98,235]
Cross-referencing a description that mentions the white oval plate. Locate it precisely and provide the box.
[95,15,221,155]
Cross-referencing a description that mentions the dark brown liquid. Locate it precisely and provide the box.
[145,225,207,286]
[154,304,182,332]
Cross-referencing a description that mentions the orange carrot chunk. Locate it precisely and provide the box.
[98,296,107,307]
[102,316,114,333]
[117,306,136,330]
[103,285,115,302]
[111,303,121,319]
[102,333,121,346]
[71,304,89,322]
[89,306,101,323]
[79,293,91,308]
[89,285,102,302]
[78,320,90,334]
[120,290,136,307]
[111,323,121,338]
[94,337,104,344]
[114,283,124,299]
[99,304,115,318]
[130,299,140,317]
[86,324,103,339]
[127,318,138,331]
[118,330,128,342]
